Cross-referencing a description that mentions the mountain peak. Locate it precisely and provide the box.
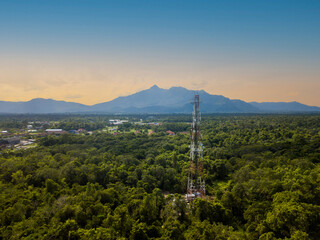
[29,98,50,102]
[150,84,160,90]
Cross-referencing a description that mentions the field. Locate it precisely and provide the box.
[1,114,320,239]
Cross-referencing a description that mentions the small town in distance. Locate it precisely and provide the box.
[0,116,188,150]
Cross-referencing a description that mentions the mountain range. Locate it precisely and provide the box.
[0,85,319,113]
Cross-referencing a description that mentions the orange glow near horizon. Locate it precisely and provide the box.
[1,57,320,107]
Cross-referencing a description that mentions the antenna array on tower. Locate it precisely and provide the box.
[186,94,205,202]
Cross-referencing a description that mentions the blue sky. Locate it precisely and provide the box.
[0,0,319,105]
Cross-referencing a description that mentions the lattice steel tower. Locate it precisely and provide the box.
[186,94,205,202]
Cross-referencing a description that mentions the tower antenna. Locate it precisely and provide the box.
[186,94,205,202]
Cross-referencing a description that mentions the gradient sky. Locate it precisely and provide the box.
[0,0,319,106]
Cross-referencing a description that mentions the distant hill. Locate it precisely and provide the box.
[0,85,319,113]
[250,101,320,112]
[0,98,89,113]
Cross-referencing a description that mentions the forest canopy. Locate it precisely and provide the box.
[1,114,320,239]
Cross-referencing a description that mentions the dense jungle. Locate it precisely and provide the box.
[1,114,320,239]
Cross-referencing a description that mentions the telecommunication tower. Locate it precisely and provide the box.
[186,94,205,202]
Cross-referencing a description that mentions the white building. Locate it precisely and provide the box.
[109,119,129,125]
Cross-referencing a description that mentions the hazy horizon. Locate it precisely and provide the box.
[1,84,320,108]
[1,1,319,106]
